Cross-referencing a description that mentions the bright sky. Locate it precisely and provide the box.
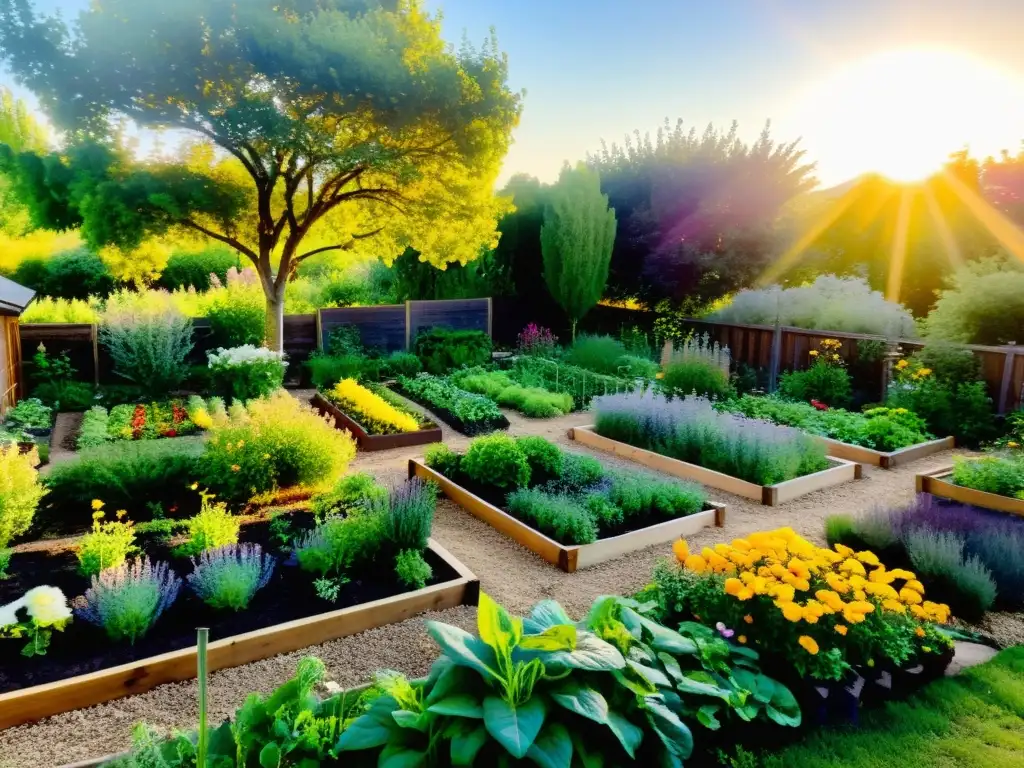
[7,0,1024,188]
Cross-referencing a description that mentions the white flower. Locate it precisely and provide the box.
[23,586,72,627]
[207,345,288,369]
[0,597,26,629]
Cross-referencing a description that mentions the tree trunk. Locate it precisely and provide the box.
[266,288,286,353]
[571,318,578,343]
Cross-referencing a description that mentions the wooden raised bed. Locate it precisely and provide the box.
[817,435,955,469]
[568,426,860,506]
[0,539,478,731]
[916,466,1024,518]
[411,459,725,573]
[311,391,442,451]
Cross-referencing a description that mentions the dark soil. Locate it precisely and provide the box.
[389,384,509,437]
[0,514,457,694]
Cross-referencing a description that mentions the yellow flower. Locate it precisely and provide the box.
[331,378,420,433]
[903,579,925,594]
[900,588,923,605]
[855,551,880,566]
[882,599,906,614]
[833,543,855,558]
[673,539,690,562]
[834,624,848,636]
[190,482,199,491]
[115,509,127,520]
[231,464,241,472]
[825,573,851,594]
[262,453,271,459]
[816,590,845,612]
[1009,441,1020,449]
[684,554,707,574]
[724,578,744,596]
[896,359,909,369]
[915,368,933,378]
[738,635,747,644]
[24,586,72,627]
[798,635,819,655]
[91,510,104,521]
[839,558,866,576]
[780,602,804,622]
[922,646,932,653]
[915,627,926,638]
[809,350,819,356]
[91,499,104,511]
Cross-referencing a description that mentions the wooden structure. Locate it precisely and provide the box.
[319,298,492,353]
[0,275,35,416]
[411,459,725,573]
[916,466,1024,518]
[568,426,860,506]
[0,540,478,730]
[311,391,442,451]
[815,435,955,469]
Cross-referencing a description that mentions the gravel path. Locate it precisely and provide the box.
[3,393,1022,766]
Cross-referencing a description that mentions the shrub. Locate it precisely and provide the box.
[207,346,288,401]
[203,393,356,503]
[0,446,46,548]
[606,473,706,519]
[661,360,733,400]
[328,378,420,434]
[19,296,99,324]
[311,472,388,520]
[394,549,432,590]
[951,454,1024,498]
[326,324,364,356]
[778,339,853,408]
[100,305,194,396]
[294,512,384,578]
[495,384,573,417]
[551,452,605,494]
[925,256,1024,345]
[394,374,507,434]
[76,557,181,644]
[565,333,627,375]
[594,390,828,485]
[179,493,241,554]
[383,478,435,551]
[414,328,492,374]
[905,529,996,620]
[423,443,461,478]
[158,247,239,291]
[380,352,421,378]
[515,436,564,485]
[460,434,530,490]
[710,275,917,336]
[44,441,203,524]
[506,488,598,544]
[13,248,115,300]
[187,543,275,611]
[205,268,266,347]
[32,380,95,412]
[76,406,111,449]
[306,352,379,389]
[3,398,52,431]
[76,505,137,577]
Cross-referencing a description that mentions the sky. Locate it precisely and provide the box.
[6,0,1024,188]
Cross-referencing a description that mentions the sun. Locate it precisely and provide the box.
[794,48,1024,184]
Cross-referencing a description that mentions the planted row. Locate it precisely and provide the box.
[449,366,574,418]
[394,374,508,435]
[77,396,216,449]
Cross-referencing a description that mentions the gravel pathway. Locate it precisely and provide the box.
[3,393,1021,766]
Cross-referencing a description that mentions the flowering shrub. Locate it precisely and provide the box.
[778,339,853,408]
[328,378,420,434]
[0,445,46,548]
[0,585,73,657]
[207,345,288,401]
[202,391,356,503]
[178,491,241,554]
[187,543,275,611]
[76,501,138,576]
[594,390,828,485]
[516,323,558,356]
[657,528,952,681]
[76,556,181,644]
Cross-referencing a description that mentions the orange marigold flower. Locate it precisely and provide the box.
[672,539,690,562]
[780,602,804,622]
[834,624,848,636]
[724,578,744,596]
[684,554,707,574]
[738,635,747,644]
[743,615,754,624]
[231,464,241,472]
[798,635,819,655]
[915,627,926,638]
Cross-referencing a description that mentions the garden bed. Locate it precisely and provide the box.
[411,458,725,572]
[915,466,1024,517]
[390,377,509,436]
[311,391,442,451]
[0,531,478,730]
[817,435,955,469]
[569,425,860,505]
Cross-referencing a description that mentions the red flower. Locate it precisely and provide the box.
[131,405,147,439]
[164,429,177,438]
[810,399,829,411]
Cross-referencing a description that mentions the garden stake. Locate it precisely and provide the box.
[197,627,209,768]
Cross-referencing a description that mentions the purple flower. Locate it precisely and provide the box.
[715,621,735,638]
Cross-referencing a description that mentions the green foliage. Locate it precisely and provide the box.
[306,352,379,390]
[294,512,384,579]
[2,397,52,431]
[661,360,733,400]
[461,434,531,490]
[383,478,435,551]
[606,473,706,519]
[186,543,274,612]
[206,346,287,401]
[158,247,239,291]
[100,306,194,396]
[423,442,461,478]
[32,380,95,412]
[0,445,46,548]
[206,290,266,348]
[310,472,388,521]
[541,164,617,338]
[553,452,605,494]
[414,328,493,375]
[395,374,507,435]
[951,454,1024,498]
[905,529,996,620]
[506,488,598,544]
[512,355,635,407]
[617,354,660,379]
[178,493,241,556]
[380,351,422,378]
[778,361,853,408]
[0,547,10,579]
[78,557,180,644]
[450,367,574,418]
[11,248,116,300]
[77,510,138,577]
[395,549,433,590]
[925,256,1024,345]
[515,436,564,485]
[565,334,628,374]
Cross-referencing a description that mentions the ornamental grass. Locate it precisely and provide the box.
[329,378,420,434]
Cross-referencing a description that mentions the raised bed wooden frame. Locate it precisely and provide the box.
[311,391,442,451]
[411,459,726,573]
[816,435,955,469]
[568,426,860,506]
[916,466,1024,518]
[0,540,478,731]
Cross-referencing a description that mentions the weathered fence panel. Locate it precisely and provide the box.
[20,323,98,385]
[317,305,407,353]
[406,298,491,349]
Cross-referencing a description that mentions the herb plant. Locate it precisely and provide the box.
[395,549,433,589]
[77,557,181,644]
[187,543,276,611]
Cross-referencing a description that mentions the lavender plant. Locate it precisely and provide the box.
[76,557,181,644]
[383,478,435,551]
[592,390,828,485]
[187,543,275,611]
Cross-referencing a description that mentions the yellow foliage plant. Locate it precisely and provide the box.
[329,378,420,435]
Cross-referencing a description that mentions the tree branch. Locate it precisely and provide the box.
[181,219,259,263]
[293,228,385,263]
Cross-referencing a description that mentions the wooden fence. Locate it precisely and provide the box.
[669,318,1024,414]
[19,299,492,384]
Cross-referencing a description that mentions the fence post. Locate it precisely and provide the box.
[315,309,323,352]
[997,345,1017,415]
[404,301,412,352]
[881,341,903,403]
[767,324,782,393]
[486,297,493,339]
[91,323,100,386]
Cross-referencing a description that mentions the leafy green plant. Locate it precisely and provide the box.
[0,445,46,548]
[294,512,384,579]
[461,433,531,490]
[2,398,53,432]
[0,548,11,579]
[549,451,605,494]
[506,488,598,544]
[661,360,733,400]
[566,333,628,374]
[311,472,388,521]
[306,352,381,389]
[516,436,564,485]
[100,306,194,397]
[395,374,507,435]
[381,351,422,378]
[187,543,275,611]
[395,548,433,589]
[76,505,138,577]
[383,478,435,551]
[424,442,461,477]
[207,345,287,401]
[177,492,241,555]
[77,406,112,449]
[414,327,493,374]
[951,454,1024,498]
[779,361,853,408]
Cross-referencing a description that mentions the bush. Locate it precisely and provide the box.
[565,333,627,375]
[44,439,203,525]
[394,549,432,589]
[294,512,383,578]
[75,557,181,644]
[207,345,288,401]
[13,248,116,300]
[905,529,996,620]
[76,507,137,577]
[710,275,917,336]
[203,392,356,503]
[19,296,99,324]
[2,398,52,431]
[951,454,1024,498]
[460,433,531,490]
[515,436,564,485]
[925,256,1024,345]
[414,328,492,374]
[179,493,241,554]
[549,451,605,494]
[661,360,733,400]
[778,362,853,408]
[310,472,388,520]
[606,473,706,519]
[32,380,95,412]
[306,352,379,389]
[206,270,266,347]
[187,543,275,611]
[506,488,598,544]
[383,478,435,551]
[0,446,46,547]
[158,247,239,291]
[100,305,194,396]
[380,352,421,378]
[423,443,461,478]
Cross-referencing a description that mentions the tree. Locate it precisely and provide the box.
[0,0,521,349]
[0,86,48,234]
[540,164,616,340]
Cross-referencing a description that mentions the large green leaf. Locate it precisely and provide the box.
[478,592,523,654]
[483,695,547,759]
[767,683,802,728]
[424,663,481,707]
[572,734,605,768]
[258,743,281,768]
[519,624,577,652]
[613,669,658,697]
[696,703,722,731]
[674,672,734,702]
[550,683,609,724]
[426,621,499,681]
[657,652,685,686]
[526,721,573,768]
[451,724,489,766]
[379,744,427,768]
[335,696,399,751]
[626,659,672,689]
[540,632,625,672]
[391,710,428,731]
[606,711,644,758]
[524,600,572,632]
[427,694,484,719]
[622,608,698,655]
[645,697,694,762]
